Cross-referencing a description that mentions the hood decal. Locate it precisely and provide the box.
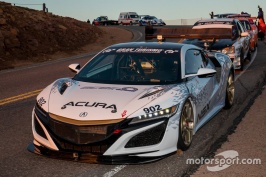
[80,86,138,92]
[139,85,175,100]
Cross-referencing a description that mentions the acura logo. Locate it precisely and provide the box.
[79,112,88,117]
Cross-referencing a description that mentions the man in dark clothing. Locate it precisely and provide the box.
[258,6,265,23]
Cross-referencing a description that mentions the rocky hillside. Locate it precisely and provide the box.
[0,1,103,70]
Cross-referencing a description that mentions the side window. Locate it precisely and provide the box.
[245,21,251,30]
[232,25,239,38]
[185,49,206,75]
[237,21,245,33]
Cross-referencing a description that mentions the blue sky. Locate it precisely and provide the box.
[3,0,265,22]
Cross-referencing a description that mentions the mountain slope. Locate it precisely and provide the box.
[0,2,104,70]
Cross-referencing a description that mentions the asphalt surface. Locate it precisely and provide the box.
[0,26,266,177]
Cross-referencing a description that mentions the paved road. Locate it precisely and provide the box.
[0,26,266,177]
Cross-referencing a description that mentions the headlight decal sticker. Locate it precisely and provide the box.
[37,97,46,107]
[51,78,78,94]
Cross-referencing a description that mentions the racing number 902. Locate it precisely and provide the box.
[143,105,162,114]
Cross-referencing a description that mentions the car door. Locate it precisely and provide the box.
[236,21,249,57]
[184,49,216,127]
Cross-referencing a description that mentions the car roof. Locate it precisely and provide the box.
[197,18,235,23]
[194,18,237,27]
[193,24,233,29]
[109,42,189,50]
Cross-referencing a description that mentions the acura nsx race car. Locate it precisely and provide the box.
[28,42,235,164]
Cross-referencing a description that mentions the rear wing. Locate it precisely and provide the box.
[227,14,257,20]
[145,26,233,42]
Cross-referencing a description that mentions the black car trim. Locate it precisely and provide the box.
[27,143,174,164]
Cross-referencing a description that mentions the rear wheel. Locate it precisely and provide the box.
[178,99,194,151]
[246,50,251,61]
[224,71,235,109]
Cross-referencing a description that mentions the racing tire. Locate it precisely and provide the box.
[246,50,251,61]
[224,71,235,109]
[240,51,244,71]
[178,99,194,151]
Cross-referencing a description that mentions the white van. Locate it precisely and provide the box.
[118,12,140,25]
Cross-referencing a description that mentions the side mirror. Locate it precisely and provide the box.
[197,68,216,78]
[68,64,80,73]
[241,31,249,37]
[185,68,216,78]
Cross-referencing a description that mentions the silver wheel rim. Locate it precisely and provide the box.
[227,74,235,105]
[180,101,194,146]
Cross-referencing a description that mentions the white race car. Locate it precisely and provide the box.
[28,42,235,164]
[139,15,166,26]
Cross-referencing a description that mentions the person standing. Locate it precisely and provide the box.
[258,6,265,23]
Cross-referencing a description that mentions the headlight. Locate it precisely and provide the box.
[129,104,179,124]
[222,46,235,54]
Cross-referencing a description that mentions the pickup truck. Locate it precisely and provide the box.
[92,16,118,26]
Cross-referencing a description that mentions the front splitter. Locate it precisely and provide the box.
[27,143,174,164]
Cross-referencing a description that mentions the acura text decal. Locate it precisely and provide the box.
[61,101,117,113]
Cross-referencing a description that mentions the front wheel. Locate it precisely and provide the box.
[224,71,235,109]
[178,99,194,151]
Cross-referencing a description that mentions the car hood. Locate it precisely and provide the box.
[182,38,236,50]
[37,78,187,121]
[153,19,163,23]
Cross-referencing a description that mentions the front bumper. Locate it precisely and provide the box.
[29,104,180,163]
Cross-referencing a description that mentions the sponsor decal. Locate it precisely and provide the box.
[61,101,117,113]
[164,50,179,54]
[121,110,127,117]
[79,112,88,117]
[116,48,163,53]
[102,49,116,53]
[80,86,138,92]
[143,105,162,114]
[197,102,210,121]
[37,97,46,106]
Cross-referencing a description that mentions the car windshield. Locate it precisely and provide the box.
[149,16,157,19]
[130,15,139,18]
[74,47,182,85]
